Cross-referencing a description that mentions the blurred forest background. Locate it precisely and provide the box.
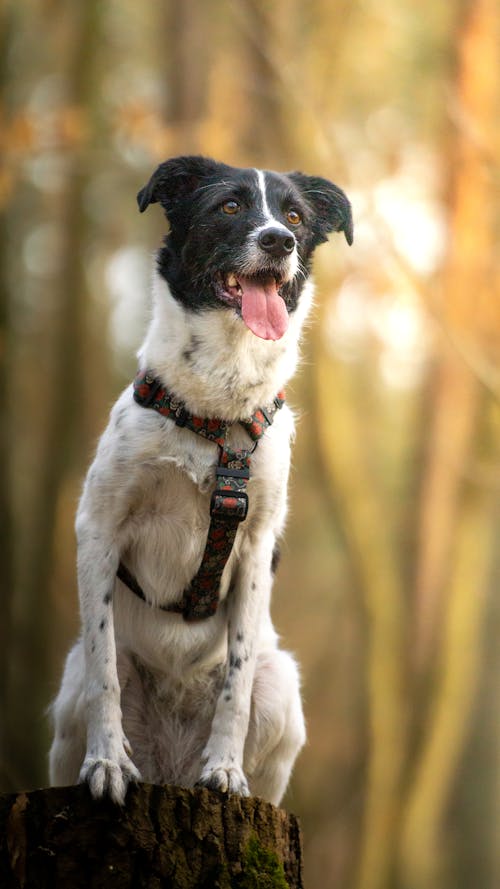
[0,1,499,887]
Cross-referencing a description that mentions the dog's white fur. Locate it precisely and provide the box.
[49,260,311,805]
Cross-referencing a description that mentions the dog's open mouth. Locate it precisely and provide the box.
[214,272,289,341]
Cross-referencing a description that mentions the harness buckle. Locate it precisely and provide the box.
[210,490,249,521]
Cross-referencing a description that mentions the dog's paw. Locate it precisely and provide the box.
[197,763,250,797]
[79,751,141,805]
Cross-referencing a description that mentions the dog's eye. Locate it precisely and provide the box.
[286,209,302,225]
[222,200,240,215]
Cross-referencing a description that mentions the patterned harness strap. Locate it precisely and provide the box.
[116,370,285,622]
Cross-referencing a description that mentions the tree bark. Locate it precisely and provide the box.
[0,784,304,889]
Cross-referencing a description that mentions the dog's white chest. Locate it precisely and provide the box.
[119,459,213,603]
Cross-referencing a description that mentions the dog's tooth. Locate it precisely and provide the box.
[227,273,238,287]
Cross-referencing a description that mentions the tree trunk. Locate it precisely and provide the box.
[0,784,304,889]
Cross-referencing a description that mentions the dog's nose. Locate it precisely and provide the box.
[258,227,296,257]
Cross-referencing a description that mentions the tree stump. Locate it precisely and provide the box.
[0,783,304,888]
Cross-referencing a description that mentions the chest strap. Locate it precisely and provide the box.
[117,370,285,622]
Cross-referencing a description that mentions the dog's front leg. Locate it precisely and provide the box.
[76,517,140,804]
[198,532,274,796]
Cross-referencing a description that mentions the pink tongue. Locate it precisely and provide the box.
[239,276,289,341]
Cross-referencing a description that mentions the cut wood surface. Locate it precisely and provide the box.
[0,783,303,889]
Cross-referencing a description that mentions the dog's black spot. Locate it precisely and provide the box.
[182,334,202,364]
[103,683,108,691]
[236,631,244,643]
[91,640,96,654]
[224,694,232,702]
[103,591,112,605]
[229,651,243,671]
[251,582,256,592]
[271,541,281,575]
[99,618,106,631]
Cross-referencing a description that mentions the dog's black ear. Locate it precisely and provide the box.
[287,172,353,246]
[137,155,222,214]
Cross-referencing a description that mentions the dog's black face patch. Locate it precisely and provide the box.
[138,156,352,337]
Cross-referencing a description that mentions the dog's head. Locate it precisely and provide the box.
[138,156,352,341]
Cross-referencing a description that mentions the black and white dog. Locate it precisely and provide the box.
[49,156,352,806]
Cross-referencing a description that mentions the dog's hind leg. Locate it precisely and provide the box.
[244,648,306,806]
[49,639,87,786]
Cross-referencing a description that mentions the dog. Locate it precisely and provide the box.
[49,155,352,807]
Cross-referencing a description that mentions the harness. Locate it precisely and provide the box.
[116,370,285,622]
